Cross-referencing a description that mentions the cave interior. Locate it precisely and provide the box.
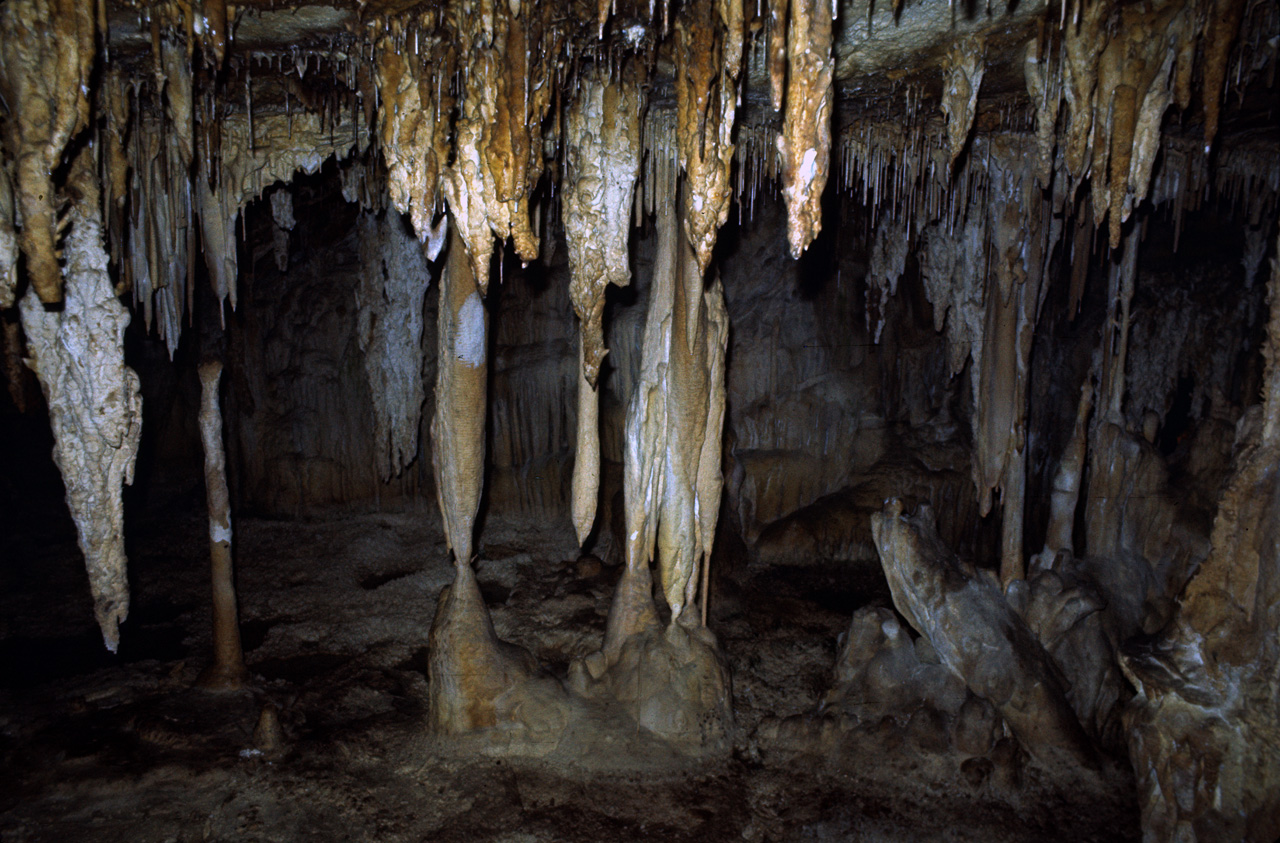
[1,0,1279,839]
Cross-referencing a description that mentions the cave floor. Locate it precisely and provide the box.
[0,496,1140,842]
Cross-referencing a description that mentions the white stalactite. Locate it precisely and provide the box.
[19,149,142,652]
[355,210,437,481]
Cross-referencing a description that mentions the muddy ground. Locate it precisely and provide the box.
[0,484,1140,842]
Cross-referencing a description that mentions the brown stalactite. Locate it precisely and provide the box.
[194,360,249,691]
[675,0,739,276]
[0,0,96,304]
[777,0,833,258]
[1201,0,1246,154]
[623,197,728,623]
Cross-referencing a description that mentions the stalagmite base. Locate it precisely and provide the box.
[194,360,249,691]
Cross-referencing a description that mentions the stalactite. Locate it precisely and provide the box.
[18,148,142,652]
[372,25,453,241]
[354,210,438,482]
[941,39,985,170]
[674,0,739,275]
[431,219,487,566]
[194,360,249,691]
[865,217,909,344]
[1024,35,1061,189]
[563,64,646,545]
[0,0,96,304]
[269,188,295,272]
[1201,0,1247,153]
[443,0,555,288]
[624,197,728,622]
[777,0,833,257]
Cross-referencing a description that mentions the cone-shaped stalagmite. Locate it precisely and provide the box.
[195,360,249,691]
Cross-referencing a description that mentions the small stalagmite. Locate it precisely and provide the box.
[19,147,143,652]
[194,360,249,691]
[563,65,646,544]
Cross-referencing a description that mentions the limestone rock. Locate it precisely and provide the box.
[870,500,1096,770]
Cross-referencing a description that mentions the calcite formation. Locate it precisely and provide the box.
[19,150,143,652]
[675,0,739,275]
[777,0,834,257]
[194,360,248,691]
[431,221,488,566]
[0,0,95,304]
[564,65,646,544]
[871,501,1096,771]
[1118,235,1280,842]
[621,200,728,621]
[941,39,985,169]
[443,0,555,288]
[354,211,438,481]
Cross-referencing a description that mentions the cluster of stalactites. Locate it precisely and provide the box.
[1039,0,1245,248]
[371,14,454,242]
[439,0,560,291]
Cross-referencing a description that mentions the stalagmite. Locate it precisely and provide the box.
[194,360,249,691]
[19,148,143,652]
[568,197,732,748]
[563,65,645,544]
[354,211,439,481]
[1122,231,1280,842]
[0,0,96,304]
[871,500,1096,771]
[941,40,985,170]
[777,0,833,257]
[1044,376,1094,556]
